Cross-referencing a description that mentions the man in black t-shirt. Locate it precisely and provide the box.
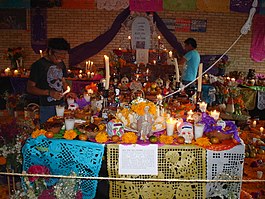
[27,38,72,124]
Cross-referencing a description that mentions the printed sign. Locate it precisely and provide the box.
[175,18,191,32]
[132,16,151,49]
[191,19,207,32]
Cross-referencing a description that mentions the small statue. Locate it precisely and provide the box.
[137,106,154,140]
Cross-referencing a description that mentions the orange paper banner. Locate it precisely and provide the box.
[197,0,230,12]
[61,0,95,9]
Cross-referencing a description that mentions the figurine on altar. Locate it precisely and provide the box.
[163,80,171,95]
[137,105,154,140]
[177,122,194,144]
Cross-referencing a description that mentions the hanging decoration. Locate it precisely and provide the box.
[197,0,230,13]
[230,0,253,13]
[129,0,163,12]
[96,0,128,11]
[31,8,47,54]
[250,14,265,62]
[163,0,196,11]
[61,0,94,9]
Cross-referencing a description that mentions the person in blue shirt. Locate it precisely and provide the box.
[179,38,200,87]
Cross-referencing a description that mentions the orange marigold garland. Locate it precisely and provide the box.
[159,134,174,145]
[131,99,156,116]
[194,137,212,148]
[95,131,109,143]
[31,129,47,138]
[63,130,78,140]
[121,132,138,144]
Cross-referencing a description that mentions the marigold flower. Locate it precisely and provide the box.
[194,137,212,148]
[95,131,109,143]
[159,134,174,145]
[31,129,47,138]
[64,130,77,140]
[121,132,138,144]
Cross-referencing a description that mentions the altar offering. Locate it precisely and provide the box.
[107,119,124,137]
[56,105,65,117]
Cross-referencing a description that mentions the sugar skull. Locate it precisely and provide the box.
[121,77,129,86]
[178,122,194,143]
[47,65,63,102]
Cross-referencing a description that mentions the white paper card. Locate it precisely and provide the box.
[136,49,149,64]
[118,144,158,175]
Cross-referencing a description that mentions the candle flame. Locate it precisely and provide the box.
[63,86,71,96]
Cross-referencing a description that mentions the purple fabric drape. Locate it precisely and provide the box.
[69,7,130,66]
[69,8,185,66]
[153,12,185,55]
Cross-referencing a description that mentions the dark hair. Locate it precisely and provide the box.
[184,38,197,49]
[47,38,70,51]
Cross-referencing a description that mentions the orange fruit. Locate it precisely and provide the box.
[210,137,220,144]
[45,131,54,139]
[176,136,185,144]
[78,134,88,141]
[111,135,120,143]
[149,135,158,143]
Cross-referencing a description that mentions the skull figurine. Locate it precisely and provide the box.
[121,77,129,86]
[178,122,194,143]
[156,78,164,88]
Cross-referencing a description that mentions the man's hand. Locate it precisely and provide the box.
[49,90,63,100]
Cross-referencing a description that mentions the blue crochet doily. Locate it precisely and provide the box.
[22,135,104,199]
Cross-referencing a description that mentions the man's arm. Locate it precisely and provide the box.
[27,80,62,100]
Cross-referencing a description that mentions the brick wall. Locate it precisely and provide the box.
[0,8,264,74]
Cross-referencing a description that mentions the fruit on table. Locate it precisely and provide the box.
[111,135,120,143]
[176,136,185,144]
[149,135,158,143]
[249,151,257,158]
[78,134,88,141]
[210,137,220,144]
[45,131,54,138]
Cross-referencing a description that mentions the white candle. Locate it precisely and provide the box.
[87,71,91,78]
[39,50,43,57]
[173,58,180,82]
[231,78,235,82]
[227,77,230,81]
[84,93,91,102]
[128,36,132,50]
[153,60,156,65]
[199,102,207,112]
[146,68,149,75]
[63,86,71,96]
[210,110,220,120]
[104,55,110,90]
[260,127,264,133]
[168,51,172,58]
[14,70,18,76]
[5,68,10,75]
[253,120,257,128]
[166,117,177,136]
[85,61,88,71]
[91,72,95,77]
[78,74,82,79]
[91,61,93,70]
[136,74,139,81]
[187,110,194,121]
[197,63,203,92]
[118,47,122,50]
[16,60,20,68]
[157,94,163,101]
[79,70,82,74]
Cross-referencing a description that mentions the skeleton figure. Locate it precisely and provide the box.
[137,106,154,140]
[177,122,194,144]
[47,65,63,102]
[120,76,129,90]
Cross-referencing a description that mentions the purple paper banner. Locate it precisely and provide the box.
[129,0,163,12]
[31,8,47,54]
[230,0,253,13]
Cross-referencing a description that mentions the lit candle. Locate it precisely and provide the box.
[118,47,122,50]
[78,74,82,79]
[197,63,203,92]
[87,71,90,78]
[253,120,257,128]
[84,93,90,102]
[210,110,220,120]
[104,55,110,90]
[91,61,93,70]
[231,78,235,82]
[166,117,177,136]
[187,110,194,121]
[14,69,19,76]
[146,68,149,75]
[128,36,132,50]
[153,60,156,65]
[157,94,163,101]
[173,58,180,82]
[79,70,82,74]
[260,127,264,133]
[85,61,88,71]
[136,74,139,81]
[67,69,71,73]
[227,77,230,81]
[87,89,94,94]
[168,51,172,58]
[4,68,10,76]
[39,50,43,58]
[199,102,207,112]
[63,86,71,96]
